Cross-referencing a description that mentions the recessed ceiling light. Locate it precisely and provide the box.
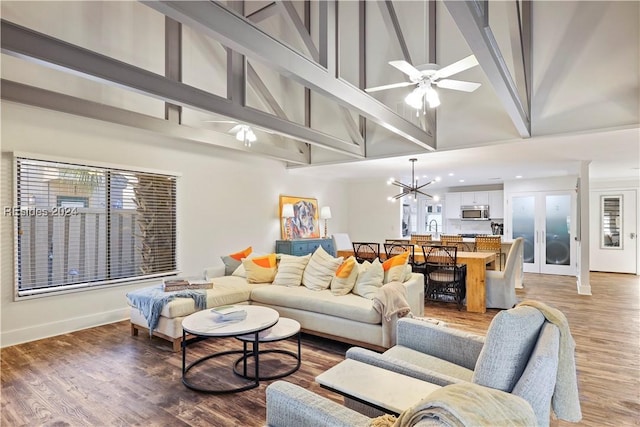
[448,173,454,176]
[459,179,465,183]
[515,175,523,179]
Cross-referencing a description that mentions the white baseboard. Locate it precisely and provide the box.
[576,277,592,295]
[1,307,130,348]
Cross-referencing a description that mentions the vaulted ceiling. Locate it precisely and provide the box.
[1,1,638,187]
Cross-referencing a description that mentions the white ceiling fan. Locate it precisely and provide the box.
[365,55,481,109]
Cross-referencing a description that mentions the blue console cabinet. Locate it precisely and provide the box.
[275,238,335,256]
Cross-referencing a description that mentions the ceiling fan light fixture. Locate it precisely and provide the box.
[234,125,257,146]
[425,86,440,108]
[404,87,424,110]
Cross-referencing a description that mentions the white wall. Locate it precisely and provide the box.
[0,103,348,347]
[347,180,402,243]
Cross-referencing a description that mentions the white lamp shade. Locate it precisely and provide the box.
[404,87,424,109]
[282,204,294,218]
[425,86,441,108]
[320,206,332,219]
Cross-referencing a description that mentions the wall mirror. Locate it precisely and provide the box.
[600,195,622,249]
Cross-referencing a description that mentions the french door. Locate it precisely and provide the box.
[508,191,576,275]
[589,190,637,273]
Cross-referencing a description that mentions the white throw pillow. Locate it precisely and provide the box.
[273,254,311,287]
[330,256,359,296]
[302,246,343,291]
[352,258,384,299]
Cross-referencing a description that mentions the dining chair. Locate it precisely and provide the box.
[383,242,420,272]
[475,235,504,270]
[409,234,432,245]
[352,242,380,263]
[421,245,467,309]
[385,238,411,244]
[486,237,524,309]
[440,234,468,252]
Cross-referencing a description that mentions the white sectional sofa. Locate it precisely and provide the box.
[129,265,424,352]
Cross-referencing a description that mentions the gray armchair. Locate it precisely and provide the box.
[346,305,568,427]
[485,237,524,309]
[265,380,536,427]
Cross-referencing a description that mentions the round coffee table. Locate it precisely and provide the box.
[181,305,279,394]
[233,317,301,380]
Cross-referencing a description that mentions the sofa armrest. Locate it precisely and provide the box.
[397,318,485,370]
[345,347,466,387]
[403,273,425,317]
[266,381,370,427]
[203,265,225,280]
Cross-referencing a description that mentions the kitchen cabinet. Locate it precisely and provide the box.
[276,238,335,256]
[445,193,462,219]
[489,190,504,219]
[461,191,489,206]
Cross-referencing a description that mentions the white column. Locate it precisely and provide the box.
[577,161,592,294]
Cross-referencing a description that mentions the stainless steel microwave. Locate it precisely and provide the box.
[461,205,490,220]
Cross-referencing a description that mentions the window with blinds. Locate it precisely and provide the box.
[13,157,177,297]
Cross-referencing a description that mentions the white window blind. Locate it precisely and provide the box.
[13,157,177,297]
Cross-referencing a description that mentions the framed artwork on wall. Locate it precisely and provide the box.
[279,195,320,240]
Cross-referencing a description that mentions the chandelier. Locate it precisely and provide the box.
[387,158,440,202]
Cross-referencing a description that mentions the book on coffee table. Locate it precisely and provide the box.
[210,305,247,321]
[163,278,213,292]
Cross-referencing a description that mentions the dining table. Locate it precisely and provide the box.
[337,247,496,314]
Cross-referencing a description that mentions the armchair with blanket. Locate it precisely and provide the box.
[345,301,581,427]
[266,380,538,427]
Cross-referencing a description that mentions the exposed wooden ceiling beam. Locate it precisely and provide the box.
[444,0,531,138]
[143,1,435,151]
[1,80,310,164]
[0,19,361,158]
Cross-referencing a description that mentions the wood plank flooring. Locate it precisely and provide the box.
[2,272,638,426]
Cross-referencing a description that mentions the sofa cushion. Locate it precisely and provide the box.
[302,246,343,291]
[382,251,409,284]
[273,254,311,287]
[250,285,381,324]
[158,276,264,319]
[352,259,384,299]
[330,256,359,296]
[472,306,545,392]
[221,246,252,275]
[243,253,277,283]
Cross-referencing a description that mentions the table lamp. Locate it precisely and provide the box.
[282,203,294,240]
[320,206,332,238]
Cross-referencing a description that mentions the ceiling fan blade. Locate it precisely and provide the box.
[433,55,479,80]
[365,81,414,93]
[436,79,481,92]
[389,60,423,81]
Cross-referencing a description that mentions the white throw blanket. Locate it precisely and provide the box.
[391,382,538,427]
[373,281,412,346]
[517,300,582,422]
